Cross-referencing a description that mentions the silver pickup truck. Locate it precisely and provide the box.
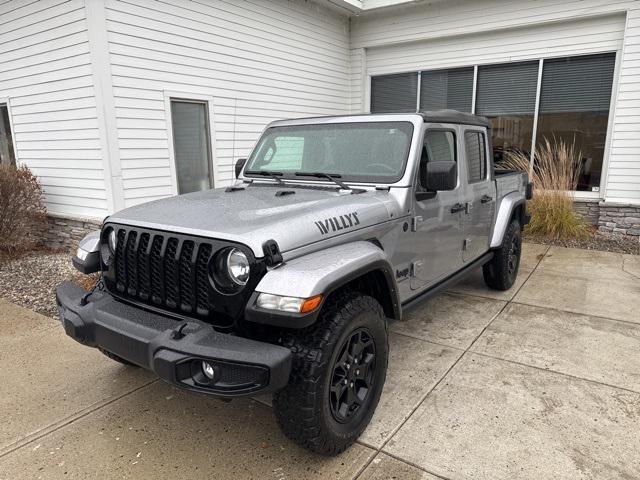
[56,111,531,456]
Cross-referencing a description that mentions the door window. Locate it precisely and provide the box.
[0,104,15,166]
[423,130,456,163]
[170,100,213,194]
[464,131,487,183]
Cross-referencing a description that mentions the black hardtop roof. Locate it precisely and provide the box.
[419,110,491,128]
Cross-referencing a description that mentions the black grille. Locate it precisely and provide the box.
[109,227,214,318]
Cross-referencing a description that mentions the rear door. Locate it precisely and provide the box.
[410,127,464,290]
[460,128,496,262]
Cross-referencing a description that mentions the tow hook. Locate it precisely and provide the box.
[171,322,190,340]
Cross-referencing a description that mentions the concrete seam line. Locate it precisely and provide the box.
[0,379,159,459]
[468,350,640,397]
[388,329,466,353]
[508,299,640,328]
[354,245,552,479]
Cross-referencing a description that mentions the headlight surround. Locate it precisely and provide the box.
[210,247,250,294]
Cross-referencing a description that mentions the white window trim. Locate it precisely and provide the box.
[163,91,218,196]
[0,98,18,166]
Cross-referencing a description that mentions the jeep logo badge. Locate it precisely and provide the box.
[314,212,360,235]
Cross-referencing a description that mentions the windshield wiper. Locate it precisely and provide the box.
[294,171,353,191]
[244,170,284,185]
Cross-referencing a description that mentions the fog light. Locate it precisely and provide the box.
[202,361,216,380]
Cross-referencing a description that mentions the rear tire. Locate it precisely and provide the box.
[483,218,522,291]
[99,347,139,367]
[273,292,388,456]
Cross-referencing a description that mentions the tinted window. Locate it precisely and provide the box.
[464,131,487,182]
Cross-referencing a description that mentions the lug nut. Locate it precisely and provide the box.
[356,370,360,375]
[343,379,348,385]
[350,382,354,388]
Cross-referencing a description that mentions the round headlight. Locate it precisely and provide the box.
[210,247,250,294]
[108,228,117,253]
[226,248,250,286]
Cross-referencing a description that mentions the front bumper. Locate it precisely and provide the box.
[55,281,292,397]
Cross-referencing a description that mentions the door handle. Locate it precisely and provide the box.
[481,195,493,204]
[451,203,465,214]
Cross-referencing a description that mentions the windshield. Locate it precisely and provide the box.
[244,121,414,183]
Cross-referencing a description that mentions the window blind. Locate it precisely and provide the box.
[370,72,418,113]
[539,53,615,113]
[420,67,474,112]
[476,61,539,116]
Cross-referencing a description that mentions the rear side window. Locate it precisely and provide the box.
[464,131,487,183]
[423,130,456,163]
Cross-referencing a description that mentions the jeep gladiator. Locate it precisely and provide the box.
[56,111,532,455]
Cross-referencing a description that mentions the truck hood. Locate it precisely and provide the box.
[107,184,401,257]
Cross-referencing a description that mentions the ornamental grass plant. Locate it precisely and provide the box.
[501,138,588,240]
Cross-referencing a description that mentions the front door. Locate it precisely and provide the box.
[460,129,495,262]
[410,128,464,290]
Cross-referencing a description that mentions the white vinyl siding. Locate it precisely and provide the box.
[104,0,351,207]
[0,0,107,218]
[353,2,640,204]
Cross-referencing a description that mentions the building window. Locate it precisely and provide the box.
[476,61,539,164]
[0,104,16,166]
[369,52,616,193]
[371,72,418,113]
[170,99,213,194]
[536,53,615,191]
[420,67,474,112]
[465,131,487,182]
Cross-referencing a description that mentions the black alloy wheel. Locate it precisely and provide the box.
[507,232,521,275]
[329,328,376,423]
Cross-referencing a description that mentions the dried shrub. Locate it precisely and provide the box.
[0,164,47,253]
[500,138,588,240]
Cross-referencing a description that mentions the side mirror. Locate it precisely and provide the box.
[235,158,247,179]
[425,161,457,191]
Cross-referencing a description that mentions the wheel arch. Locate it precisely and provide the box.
[246,241,401,328]
[490,192,526,248]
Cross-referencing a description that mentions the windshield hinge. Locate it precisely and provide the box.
[262,239,283,267]
[411,216,422,232]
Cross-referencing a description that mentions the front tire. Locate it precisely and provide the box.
[273,292,388,456]
[483,218,522,290]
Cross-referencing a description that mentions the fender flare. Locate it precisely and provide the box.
[490,191,526,248]
[250,241,401,322]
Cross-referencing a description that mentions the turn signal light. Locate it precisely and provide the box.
[300,295,322,313]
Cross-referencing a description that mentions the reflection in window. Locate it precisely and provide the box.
[171,100,213,194]
[465,131,487,182]
[536,53,615,191]
[476,61,539,164]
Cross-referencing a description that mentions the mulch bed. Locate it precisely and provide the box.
[0,250,96,319]
[524,230,639,255]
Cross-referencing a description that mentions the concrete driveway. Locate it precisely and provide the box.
[1,244,639,479]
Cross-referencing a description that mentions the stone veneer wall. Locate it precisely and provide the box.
[573,200,640,237]
[45,215,102,252]
[597,204,640,236]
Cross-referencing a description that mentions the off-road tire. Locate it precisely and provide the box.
[273,292,388,456]
[99,347,139,367]
[483,217,522,290]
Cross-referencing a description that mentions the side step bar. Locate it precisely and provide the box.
[401,252,494,313]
